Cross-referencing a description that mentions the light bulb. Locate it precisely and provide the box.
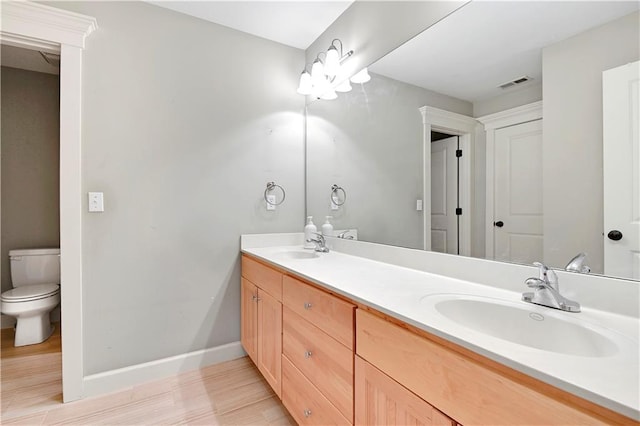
[324,45,340,77]
[297,71,312,95]
[335,79,352,93]
[311,58,325,86]
[319,88,337,100]
[350,67,371,84]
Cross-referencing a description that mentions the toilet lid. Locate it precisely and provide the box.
[1,283,59,302]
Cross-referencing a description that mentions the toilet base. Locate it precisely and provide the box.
[14,315,54,347]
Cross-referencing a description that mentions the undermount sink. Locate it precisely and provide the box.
[272,249,319,260]
[421,294,629,358]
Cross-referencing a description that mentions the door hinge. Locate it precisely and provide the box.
[456,208,462,215]
[456,149,463,158]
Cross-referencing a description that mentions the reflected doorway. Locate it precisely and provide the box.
[431,131,461,254]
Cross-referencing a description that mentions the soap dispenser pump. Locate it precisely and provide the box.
[304,216,317,249]
[322,216,334,237]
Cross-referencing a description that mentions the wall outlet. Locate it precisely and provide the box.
[266,194,276,211]
[88,192,104,212]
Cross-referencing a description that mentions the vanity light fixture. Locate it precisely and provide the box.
[297,38,364,100]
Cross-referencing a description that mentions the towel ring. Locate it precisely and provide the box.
[331,184,346,206]
[264,182,286,206]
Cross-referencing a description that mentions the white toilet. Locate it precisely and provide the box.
[1,248,60,347]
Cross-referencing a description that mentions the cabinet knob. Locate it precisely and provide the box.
[303,409,312,418]
[304,350,312,359]
[251,294,257,302]
[304,302,312,310]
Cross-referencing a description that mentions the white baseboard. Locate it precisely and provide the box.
[82,341,246,398]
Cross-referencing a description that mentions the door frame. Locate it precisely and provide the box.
[1,1,97,402]
[420,106,478,256]
[477,101,543,260]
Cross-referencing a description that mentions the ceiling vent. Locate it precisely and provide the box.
[499,76,532,90]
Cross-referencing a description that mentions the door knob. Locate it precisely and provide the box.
[607,230,623,241]
[494,221,504,228]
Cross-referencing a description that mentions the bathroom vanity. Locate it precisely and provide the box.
[240,235,639,425]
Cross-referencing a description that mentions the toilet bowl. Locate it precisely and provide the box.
[0,248,60,347]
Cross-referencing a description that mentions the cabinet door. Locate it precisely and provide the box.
[241,278,258,363]
[355,356,455,426]
[258,289,282,398]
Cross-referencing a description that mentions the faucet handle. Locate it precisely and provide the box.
[533,262,548,279]
[566,253,591,273]
[533,261,558,289]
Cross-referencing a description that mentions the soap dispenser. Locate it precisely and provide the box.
[322,216,334,237]
[304,216,317,249]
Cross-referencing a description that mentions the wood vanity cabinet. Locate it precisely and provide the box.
[241,254,631,426]
[241,256,283,398]
[356,309,623,425]
[281,275,356,425]
[355,355,455,426]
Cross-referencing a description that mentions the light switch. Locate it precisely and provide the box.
[88,192,104,212]
[416,199,423,211]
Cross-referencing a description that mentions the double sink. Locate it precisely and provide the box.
[272,248,635,359]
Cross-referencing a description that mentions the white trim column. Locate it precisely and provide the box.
[59,43,85,402]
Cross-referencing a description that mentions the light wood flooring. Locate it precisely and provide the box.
[1,325,295,425]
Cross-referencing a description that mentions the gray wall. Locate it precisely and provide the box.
[52,1,305,375]
[542,11,640,274]
[306,1,467,87]
[1,66,60,300]
[306,72,471,249]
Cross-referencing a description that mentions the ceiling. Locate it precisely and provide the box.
[370,1,639,103]
[147,1,353,50]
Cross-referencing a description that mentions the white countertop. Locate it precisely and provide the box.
[241,244,640,420]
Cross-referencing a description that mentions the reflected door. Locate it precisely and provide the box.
[603,61,640,279]
[493,120,543,263]
[431,136,458,254]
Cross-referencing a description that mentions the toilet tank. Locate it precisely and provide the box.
[9,248,61,287]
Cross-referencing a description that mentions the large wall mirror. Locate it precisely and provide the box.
[306,1,640,281]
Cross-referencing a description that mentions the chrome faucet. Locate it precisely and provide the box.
[565,252,591,274]
[522,262,580,312]
[307,233,329,253]
[337,230,354,240]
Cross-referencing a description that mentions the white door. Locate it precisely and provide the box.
[431,136,458,254]
[493,120,543,263]
[603,61,640,279]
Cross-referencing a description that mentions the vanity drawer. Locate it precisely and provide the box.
[282,355,351,426]
[241,255,282,301]
[356,309,605,425]
[283,307,354,421]
[283,275,355,349]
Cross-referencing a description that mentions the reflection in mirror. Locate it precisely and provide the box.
[306,1,640,281]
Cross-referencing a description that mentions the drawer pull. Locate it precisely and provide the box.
[304,350,312,359]
[303,409,312,418]
[304,302,313,310]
